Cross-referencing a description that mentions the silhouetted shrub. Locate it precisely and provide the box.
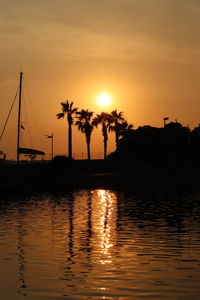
[52,155,71,161]
[50,155,73,169]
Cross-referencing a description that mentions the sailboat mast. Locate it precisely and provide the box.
[17,72,23,162]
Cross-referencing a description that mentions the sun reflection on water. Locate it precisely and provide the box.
[95,189,117,264]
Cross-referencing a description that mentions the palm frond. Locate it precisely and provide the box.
[56,113,64,119]
[92,116,101,127]
[66,100,70,111]
[71,108,78,114]
[69,102,74,110]
[108,125,115,132]
[110,110,124,121]
[60,102,66,112]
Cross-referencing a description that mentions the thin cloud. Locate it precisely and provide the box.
[1,0,200,62]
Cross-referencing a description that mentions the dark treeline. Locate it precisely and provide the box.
[1,102,200,191]
[56,100,200,170]
[110,121,200,171]
[1,109,200,190]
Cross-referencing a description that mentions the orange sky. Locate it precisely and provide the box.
[1,0,200,159]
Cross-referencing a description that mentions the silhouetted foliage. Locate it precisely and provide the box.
[55,99,200,179]
[75,109,94,160]
[93,112,110,159]
[52,155,71,162]
[108,121,199,171]
[108,110,125,148]
[56,101,78,160]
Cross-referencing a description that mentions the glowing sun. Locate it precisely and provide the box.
[97,93,112,107]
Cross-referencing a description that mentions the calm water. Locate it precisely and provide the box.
[0,188,200,300]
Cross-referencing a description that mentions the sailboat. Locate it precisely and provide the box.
[0,72,45,161]
[17,72,45,161]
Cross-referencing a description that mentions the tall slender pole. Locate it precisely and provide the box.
[17,72,23,162]
[45,134,54,160]
[51,133,54,160]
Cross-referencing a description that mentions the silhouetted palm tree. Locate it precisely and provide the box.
[93,112,110,159]
[76,109,94,160]
[120,120,134,137]
[56,101,78,159]
[108,110,125,148]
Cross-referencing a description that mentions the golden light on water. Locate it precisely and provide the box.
[59,189,118,269]
[97,189,117,264]
[97,93,112,107]
[1,189,200,299]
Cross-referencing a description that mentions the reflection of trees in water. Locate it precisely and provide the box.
[58,189,119,283]
[2,189,199,297]
[1,189,200,296]
[66,191,93,274]
[48,193,76,280]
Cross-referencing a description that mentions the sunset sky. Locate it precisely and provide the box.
[1,0,200,159]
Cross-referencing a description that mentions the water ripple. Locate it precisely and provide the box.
[0,189,200,299]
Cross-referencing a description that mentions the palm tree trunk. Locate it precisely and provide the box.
[86,140,90,160]
[68,123,72,159]
[103,137,107,159]
[102,124,108,160]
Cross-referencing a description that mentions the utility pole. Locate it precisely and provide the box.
[45,134,54,160]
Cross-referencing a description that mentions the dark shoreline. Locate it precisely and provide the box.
[0,159,200,193]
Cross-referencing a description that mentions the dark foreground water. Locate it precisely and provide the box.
[0,188,200,300]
